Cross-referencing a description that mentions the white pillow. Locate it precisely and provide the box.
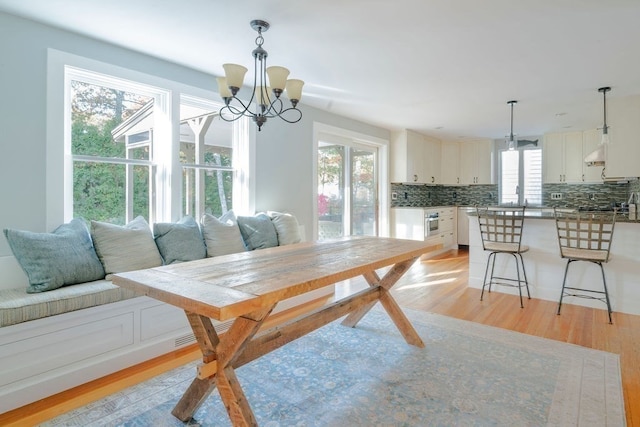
[268,211,302,245]
[91,216,163,280]
[201,211,247,257]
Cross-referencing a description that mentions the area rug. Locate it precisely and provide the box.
[42,307,625,427]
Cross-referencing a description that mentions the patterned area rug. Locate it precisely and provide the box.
[43,307,625,426]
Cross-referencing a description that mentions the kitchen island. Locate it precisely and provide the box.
[468,209,640,316]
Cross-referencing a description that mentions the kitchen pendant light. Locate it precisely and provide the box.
[506,100,518,150]
[217,19,304,131]
[599,86,611,146]
[584,86,611,168]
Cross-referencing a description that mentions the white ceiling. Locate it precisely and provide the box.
[2,0,640,140]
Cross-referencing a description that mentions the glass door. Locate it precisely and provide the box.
[317,142,377,240]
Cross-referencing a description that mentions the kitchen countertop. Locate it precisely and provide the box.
[465,206,638,223]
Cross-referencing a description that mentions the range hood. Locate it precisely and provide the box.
[584,144,605,167]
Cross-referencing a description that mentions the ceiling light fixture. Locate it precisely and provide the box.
[584,86,611,168]
[506,100,518,151]
[216,19,304,131]
[599,86,611,146]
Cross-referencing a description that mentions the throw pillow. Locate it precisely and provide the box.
[201,211,246,257]
[91,216,163,280]
[3,218,105,293]
[153,216,206,265]
[237,213,279,251]
[268,211,302,245]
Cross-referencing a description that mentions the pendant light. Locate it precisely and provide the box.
[599,86,611,145]
[506,100,518,150]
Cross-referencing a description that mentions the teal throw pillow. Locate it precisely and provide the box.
[154,216,206,264]
[3,218,105,293]
[237,213,279,251]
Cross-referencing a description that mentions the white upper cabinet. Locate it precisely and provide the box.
[391,130,442,184]
[440,141,460,185]
[423,135,442,184]
[460,139,493,185]
[391,129,424,183]
[543,131,585,183]
[605,95,640,178]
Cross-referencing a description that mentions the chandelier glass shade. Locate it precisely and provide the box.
[216,20,304,131]
[506,100,518,151]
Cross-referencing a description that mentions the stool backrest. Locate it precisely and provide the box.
[553,208,616,262]
[476,206,526,251]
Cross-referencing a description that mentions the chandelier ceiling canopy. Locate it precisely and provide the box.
[216,19,304,131]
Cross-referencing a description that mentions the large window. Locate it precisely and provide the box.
[180,95,234,219]
[65,66,243,225]
[317,141,377,240]
[499,144,542,206]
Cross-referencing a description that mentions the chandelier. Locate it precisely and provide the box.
[506,100,518,150]
[216,19,304,131]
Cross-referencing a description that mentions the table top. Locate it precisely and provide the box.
[112,236,432,321]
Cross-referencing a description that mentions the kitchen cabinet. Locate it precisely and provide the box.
[423,135,441,184]
[391,130,424,183]
[460,139,493,185]
[457,206,473,246]
[440,141,460,185]
[437,207,456,248]
[390,208,424,241]
[391,130,441,184]
[543,131,584,183]
[604,96,640,178]
[582,129,605,182]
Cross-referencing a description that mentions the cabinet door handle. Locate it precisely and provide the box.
[431,176,435,183]
[457,177,459,184]
[413,174,418,182]
[582,174,585,182]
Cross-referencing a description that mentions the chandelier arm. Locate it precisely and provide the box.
[269,106,303,124]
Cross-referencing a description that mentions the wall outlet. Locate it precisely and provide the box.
[551,193,563,200]
[391,192,398,200]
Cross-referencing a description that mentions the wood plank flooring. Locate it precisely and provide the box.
[2,248,638,426]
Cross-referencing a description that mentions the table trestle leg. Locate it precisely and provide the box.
[172,306,275,425]
[341,257,424,348]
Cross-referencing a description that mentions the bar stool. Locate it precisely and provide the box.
[476,206,530,308]
[553,208,616,323]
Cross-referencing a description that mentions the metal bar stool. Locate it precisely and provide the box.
[476,206,530,308]
[553,208,616,323]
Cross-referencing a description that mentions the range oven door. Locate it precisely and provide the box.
[425,211,439,238]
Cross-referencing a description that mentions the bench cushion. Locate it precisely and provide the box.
[0,280,138,327]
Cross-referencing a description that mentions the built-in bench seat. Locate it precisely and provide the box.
[0,211,329,414]
[0,280,137,328]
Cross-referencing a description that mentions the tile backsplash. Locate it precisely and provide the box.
[391,181,636,208]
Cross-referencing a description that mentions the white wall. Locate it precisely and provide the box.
[0,11,390,262]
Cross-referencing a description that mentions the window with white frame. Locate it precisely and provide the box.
[179,95,235,220]
[499,143,542,206]
[65,66,244,225]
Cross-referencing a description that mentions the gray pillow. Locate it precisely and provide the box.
[91,216,163,280]
[201,211,246,257]
[3,218,105,293]
[268,211,302,245]
[154,216,206,265]
[237,213,279,251]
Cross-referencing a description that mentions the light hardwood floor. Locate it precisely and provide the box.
[2,248,638,426]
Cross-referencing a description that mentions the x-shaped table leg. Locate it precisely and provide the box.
[172,305,275,426]
[341,257,424,348]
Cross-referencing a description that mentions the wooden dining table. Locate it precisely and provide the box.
[112,236,433,426]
